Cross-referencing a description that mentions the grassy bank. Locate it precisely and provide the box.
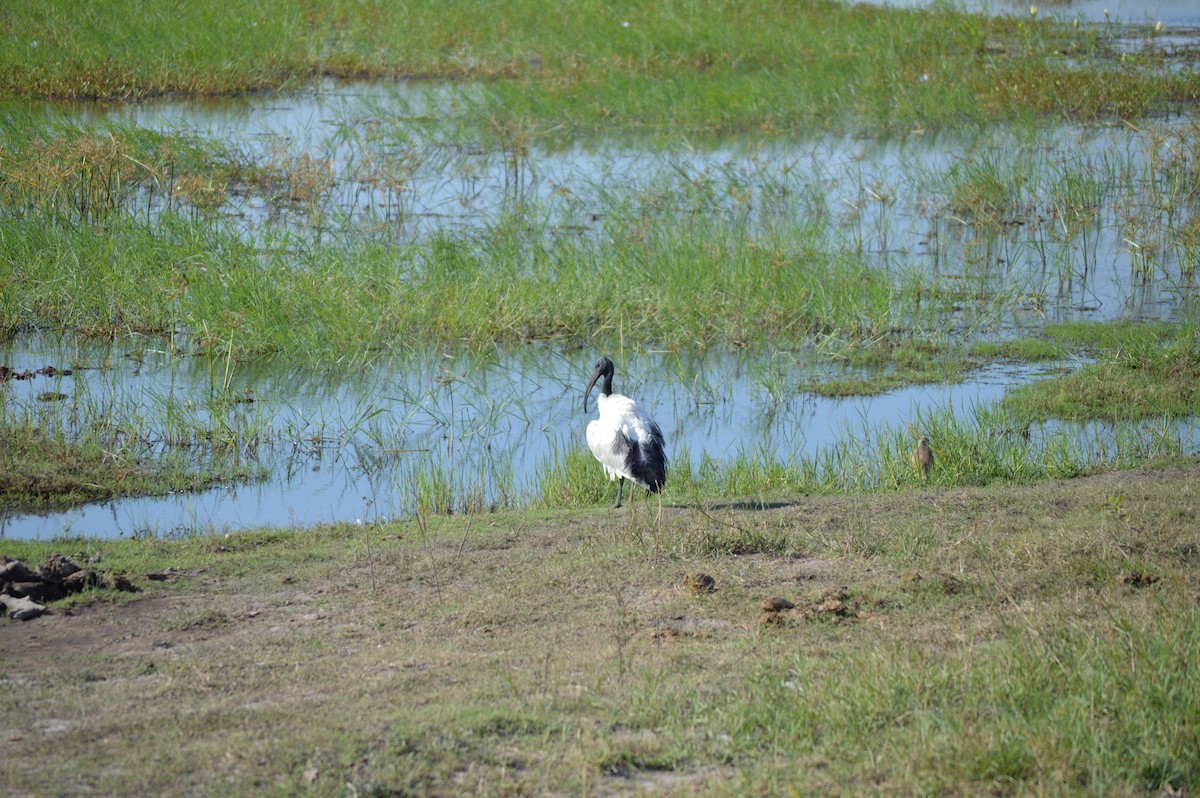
[2,465,1197,794]
[3,1,1198,133]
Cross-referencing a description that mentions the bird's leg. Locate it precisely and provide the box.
[614,477,625,509]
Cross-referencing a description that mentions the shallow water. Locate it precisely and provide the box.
[2,336,1064,539]
[30,79,1200,327]
[6,60,1200,537]
[870,0,1200,25]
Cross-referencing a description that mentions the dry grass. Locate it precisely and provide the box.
[2,464,1197,795]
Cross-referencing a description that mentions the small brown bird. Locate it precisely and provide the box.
[912,436,934,478]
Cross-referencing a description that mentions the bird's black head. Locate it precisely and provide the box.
[583,356,616,413]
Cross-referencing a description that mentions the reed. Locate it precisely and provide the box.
[4,112,1198,365]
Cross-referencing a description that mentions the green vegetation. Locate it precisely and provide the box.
[3,115,1199,362]
[0,422,254,511]
[967,337,1065,361]
[805,341,971,397]
[0,209,908,357]
[535,404,1194,510]
[3,465,1197,794]
[1,4,1197,790]
[1005,321,1200,421]
[3,1,1198,134]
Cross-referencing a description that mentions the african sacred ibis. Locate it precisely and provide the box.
[582,356,667,509]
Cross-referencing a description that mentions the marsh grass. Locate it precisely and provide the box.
[0,196,913,356]
[967,337,1065,361]
[535,394,1195,515]
[0,421,253,512]
[4,1,1197,134]
[3,317,1193,520]
[805,340,972,397]
[3,12,1200,526]
[0,114,250,224]
[0,346,275,510]
[3,106,1199,362]
[1005,320,1200,421]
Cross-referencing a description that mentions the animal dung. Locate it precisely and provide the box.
[683,572,716,593]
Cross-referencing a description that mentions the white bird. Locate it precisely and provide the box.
[583,356,667,509]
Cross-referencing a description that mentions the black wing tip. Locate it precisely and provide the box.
[625,439,667,493]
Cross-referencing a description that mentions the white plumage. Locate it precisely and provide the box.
[583,357,667,508]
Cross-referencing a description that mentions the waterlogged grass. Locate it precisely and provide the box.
[1006,321,1200,421]
[534,399,1196,512]
[2,466,1197,794]
[3,1,1198,134]
[968,337,1066,362]
[805,341,973,397]
[2,5,1198,535]
[0,347,273,511]
[3,328,1191,521]
[4,109,1200,361]
[0,207,910,357]
[0,422,253,512]
[1,319,1192,523]
[0,114,234,223]
[0,113,340,229]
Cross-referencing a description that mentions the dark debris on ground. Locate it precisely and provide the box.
[0,554,139,621]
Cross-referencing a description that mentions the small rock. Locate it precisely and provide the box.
[106,574,140,593]
[4,580,38,597]
[759,596,795,613]
[63,569,100,592]
[0,558,37,584]
[40,554,82,579]
[1,594,47,621]
[7,580,63,602]
[1121,571,1161,588]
